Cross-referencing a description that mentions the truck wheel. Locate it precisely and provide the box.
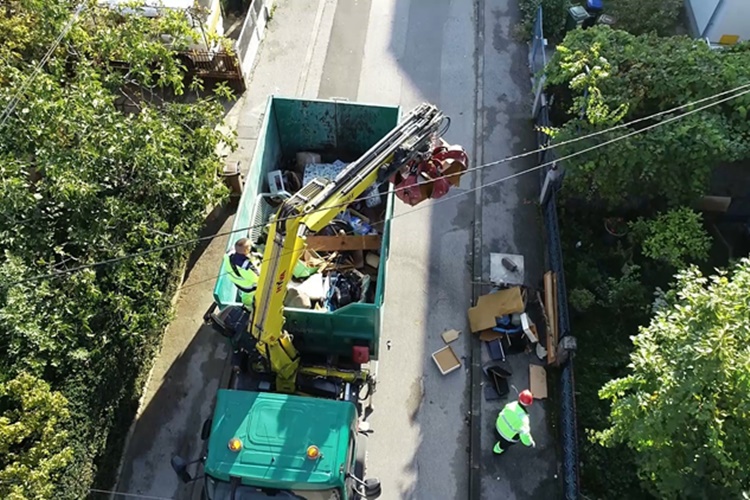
[201,418,212,440]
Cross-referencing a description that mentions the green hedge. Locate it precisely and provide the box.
[544,27,750,209]
[517,0,683,41]
[0,1,233,497]
[545,24,749,499]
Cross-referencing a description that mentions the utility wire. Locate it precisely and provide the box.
[465,81,750,171]
[88,488,174,500]
[0,3,85,130]
[5,84,750,287]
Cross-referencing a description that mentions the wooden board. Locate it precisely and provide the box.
[467,287,525,333]
[521,312,539,343]
[441,329,461,344]
[544,271,558,365]
[694,195,732,213]
[479,329,503,342]
[529,364,548,399]
[432,346,461,375]
[306,235,382,251]
[552,273,559,361]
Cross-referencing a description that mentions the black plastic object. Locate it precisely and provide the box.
[329,269,369,310]
[486,339,504,361]
[484,383,502,401]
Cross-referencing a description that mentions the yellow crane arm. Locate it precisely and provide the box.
[248,103,449,394]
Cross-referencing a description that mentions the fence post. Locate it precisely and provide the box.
[539,162,560,205]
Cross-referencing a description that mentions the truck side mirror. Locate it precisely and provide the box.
[364,478,382,499]
[171,455,193,483]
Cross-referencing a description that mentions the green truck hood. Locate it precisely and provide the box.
[205,390,355,490]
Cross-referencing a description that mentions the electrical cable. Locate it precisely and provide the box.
[0,3,85,130]
[474,81,750,171]
[88,488,174,500]
[4,83,750,287]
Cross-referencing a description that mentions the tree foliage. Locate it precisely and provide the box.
[0,373,73,500]
[629,208,712,268]
[0,0,234,497]
[607,0,683,36]
[595,258,750,498]
[518,0,682,42]
[516,0,567,42]
[545,27,750,208]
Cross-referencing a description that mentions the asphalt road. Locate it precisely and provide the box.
[112,1,559,499]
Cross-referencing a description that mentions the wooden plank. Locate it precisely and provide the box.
[306,235,382,252]
[694,195,732,213]
[529,364,548,399]
[544,271,558,365]
[552,272,559,365]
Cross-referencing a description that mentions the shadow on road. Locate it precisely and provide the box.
[113,322,229,500]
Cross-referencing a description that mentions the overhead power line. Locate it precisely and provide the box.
[0,3,85,130]
[5,83,750,287]
[88,488,174,500]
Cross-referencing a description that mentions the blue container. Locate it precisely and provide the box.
[587,0,603,13]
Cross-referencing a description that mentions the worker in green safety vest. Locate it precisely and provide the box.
[493,389,536,455]
[223,238,260,310]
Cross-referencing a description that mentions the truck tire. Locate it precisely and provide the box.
[201,418,212,440]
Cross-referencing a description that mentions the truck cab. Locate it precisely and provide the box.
[173,390,380,500]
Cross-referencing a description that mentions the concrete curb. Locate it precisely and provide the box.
[468,0,485,498]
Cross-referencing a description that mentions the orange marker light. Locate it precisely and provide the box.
[228,438,242,452]
[306,445,320,460]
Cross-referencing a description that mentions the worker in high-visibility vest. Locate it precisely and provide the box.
[493,389,536,455]
[223,238,260,310]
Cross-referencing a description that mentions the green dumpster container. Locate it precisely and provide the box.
[213,96,400,360]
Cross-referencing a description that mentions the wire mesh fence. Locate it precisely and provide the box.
[530,6,580,499]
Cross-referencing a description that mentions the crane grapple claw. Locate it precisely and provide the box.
[391,139,469,206]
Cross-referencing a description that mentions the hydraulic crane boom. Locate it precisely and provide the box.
[248,103,468,393]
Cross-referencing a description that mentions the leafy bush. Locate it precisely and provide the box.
[0,373,73,500]
[0,1,234,497]
[559,204,661,499]
[608,0,683,36]
[545,27,750,208]
[517,0,567,42]
[629,208,712,268]
[595,259,750,498]
[569,287,595,312]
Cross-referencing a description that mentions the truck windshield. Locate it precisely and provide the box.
[205,476,341,500]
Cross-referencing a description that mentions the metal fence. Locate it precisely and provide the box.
[529,5,548,118]
[529,6,580,500]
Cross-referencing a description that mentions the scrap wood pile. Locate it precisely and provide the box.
[461,254,572,401]
[426,254,574,396]
[262,151,387,311]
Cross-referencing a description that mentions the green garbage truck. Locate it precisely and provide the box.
[170,96,468,499]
